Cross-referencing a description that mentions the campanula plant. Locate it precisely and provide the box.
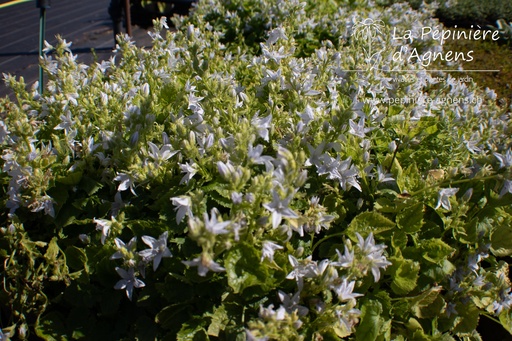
[0,0,511,339]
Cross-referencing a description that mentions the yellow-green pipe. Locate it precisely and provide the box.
[0,0,33,10]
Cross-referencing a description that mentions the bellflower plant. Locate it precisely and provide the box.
[0,0,511,339]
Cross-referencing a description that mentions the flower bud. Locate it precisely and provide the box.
[357,198,364,209]
[130,131,139,146]
[257,216,269,226]
[189,131,196,145]
[187,24,195,39]
[142,83,150,97]
[295,170,308,187]
[217,161,236,182]
[360,139,371,150]
[448,167,458,177]
[101,92,108,105]
[79,234,90,244]
[19,324,27,339]
[462,188,473,202]
[363,151,370,163]
[389,140,397,153]
[231,192,243,205]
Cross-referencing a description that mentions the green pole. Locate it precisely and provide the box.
[124,0,132,36]
[38,6,46,94]
[36,0,50,94]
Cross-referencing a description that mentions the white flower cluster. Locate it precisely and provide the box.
[249,231,391,338]
[107,231,172,300]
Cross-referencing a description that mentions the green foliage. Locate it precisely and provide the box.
[378,0,512,26]
[434,0,512,26]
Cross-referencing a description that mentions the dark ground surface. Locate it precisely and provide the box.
[0,0,153,99]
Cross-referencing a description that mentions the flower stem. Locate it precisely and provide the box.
[408,174,502,197]
[311,232,344,254]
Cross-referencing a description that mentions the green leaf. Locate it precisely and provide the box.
[202,182,233,208]
[397,163,422,194]
[225,242,273,294]
[156,303,190,330]
[388,105,403,116]
[419,239,454,264]
[35,311,67,341]
[375,197,399,213]
[57,171,83,185]
[207,304,229,337]
[221,302,246,338]
[356,299,384,341]
[66,307,93,338]
[346,212,395,241]
[389,257,420,295]
[79,176,104,196]
[44,237,60,262]
[54,202,82,228]
[499,310,512,335]
[72,196,102,210]
[490,213,512,257]
[453,302,479,335]
[421,259,456,284]
[47,184,69,215]
[209,190,233,208]
[177,318,208,341]
[396,203,424,234]
[374,291,392,318]
[405,317,423,333]
[136,315,158,341]
[64,246,88,272]
[411,329,431,341]
[127,219,169,237]
[415,117,438,136]
[392,231,408,254]
[453,217,479,244]
[385,156,403,189]
[379,319,392,341]
[100,290,121,317]
[438,334,457,341]
[408,286,443,319]
[417,294,445,319]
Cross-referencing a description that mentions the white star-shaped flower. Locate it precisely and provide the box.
[331,277,363,302]
[435,188,459,210]
[139,231,172,271]
[93,218,112,245]
[170,196,193,223]
[261,241,283,263]
[182,253,225,277]
[263,190,299,229]
[114,267,145,300]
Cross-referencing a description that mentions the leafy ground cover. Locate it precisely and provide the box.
[441,32,512,106]
[380,0,512,26]
[0,0,511,340]
[434,0,512,27]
